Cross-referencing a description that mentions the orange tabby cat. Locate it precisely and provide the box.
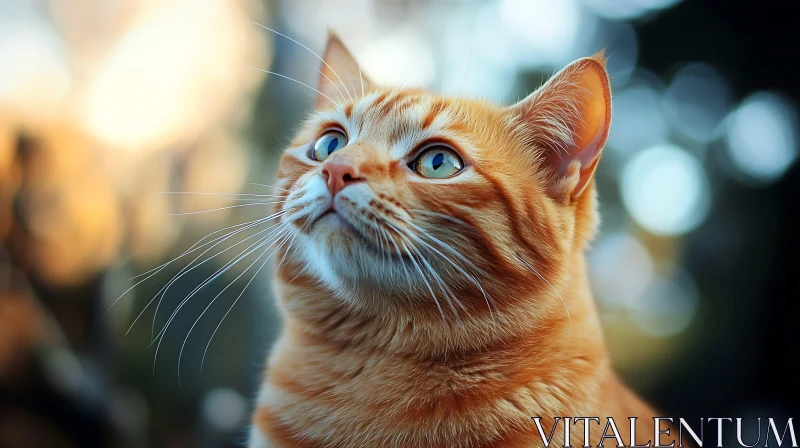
[251,34,663,447]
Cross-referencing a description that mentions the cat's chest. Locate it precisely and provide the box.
[253,338,594,447]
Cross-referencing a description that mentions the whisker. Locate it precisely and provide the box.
[399,231,464,319]
[403,219,489,277]
[302,62,349,105]
[248,182,290,192]
[419,252,463,317]
[150,220,289,342]
[161,191,286,198]
[249,21,352,103]
[358,65,365,97]
[402,227,493,320]
[109,215,280,315]
[200,228,294,373]
[518,256,571,326]
[378,226,410,278]
[147,208,294,336]
[249,67,338,106]
[173,197,286,203]
[171,201,283,216]
[460,33,473,95]
[177,226,292,388]
[151,224,290,374]
[399,219,495,319]
[124,212,291,339]
[398,237,446,323]
[277,230,298,269]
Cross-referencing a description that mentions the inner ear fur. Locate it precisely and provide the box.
[508,53,611,204]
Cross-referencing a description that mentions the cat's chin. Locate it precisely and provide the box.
[307,211,410,274]
[311,211,365,241]
[313,209,347,229]
[310,211,379,254]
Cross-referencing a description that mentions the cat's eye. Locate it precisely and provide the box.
[409,146,464,178]
[310,130,348,161]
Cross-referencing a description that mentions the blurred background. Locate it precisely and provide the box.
[1,0,798,446]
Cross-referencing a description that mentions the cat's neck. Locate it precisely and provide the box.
[274,249,607,368]
[259,252,618,447]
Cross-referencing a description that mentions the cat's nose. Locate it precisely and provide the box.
[321,161,365,197]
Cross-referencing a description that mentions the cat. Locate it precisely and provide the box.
[250,34,664,448]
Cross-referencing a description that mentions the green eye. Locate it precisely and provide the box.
[311,130,348,161]
[410,146,464,178]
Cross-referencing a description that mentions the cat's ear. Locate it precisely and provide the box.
[316,33,372,108]
[508,53,611,203]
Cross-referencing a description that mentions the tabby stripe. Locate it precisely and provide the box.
[377,91,408,118]
[422,99,448,130]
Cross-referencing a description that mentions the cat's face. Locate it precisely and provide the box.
[273,36,610,320]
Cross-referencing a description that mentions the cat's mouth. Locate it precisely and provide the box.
[311,208,365,238]
[310,207,341,228]
[310,207,405,259]
[315,208,335,221]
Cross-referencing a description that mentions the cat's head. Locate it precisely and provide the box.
[273,34,610,324]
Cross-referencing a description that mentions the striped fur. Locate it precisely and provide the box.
[251,37,661,447]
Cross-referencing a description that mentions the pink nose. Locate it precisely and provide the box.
[321,162,364,197]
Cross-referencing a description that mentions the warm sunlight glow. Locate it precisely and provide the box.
[359,31,437,87]
[83,0,262,151]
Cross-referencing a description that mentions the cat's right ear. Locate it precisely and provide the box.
[316,33,372,109]
[508,54,611,204]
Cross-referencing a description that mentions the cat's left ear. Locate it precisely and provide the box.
[508,53,611,203]
[316,32,372,109]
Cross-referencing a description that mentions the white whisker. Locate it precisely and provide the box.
[518,256,571,326]
[146,208,294,337]
[151,223,290,374]
[249,67,338,106]
[125,214,289,339]
[171,201,283,216]
[249,21,352,103]
[302,62,349,105]
[177,226,292,388]
[398,236,447,323]
[248,182,290,192]
[400,219,495,319]
[111,214,284,319]
[161,191,285,198]
[358,65,365,97]
[403,226,494,320]
[200,229,295,372]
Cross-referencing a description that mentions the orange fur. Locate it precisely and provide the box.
[251,36,663,447]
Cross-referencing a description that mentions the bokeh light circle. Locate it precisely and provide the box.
[664,63,731,143]
[724,92,799,185]
[629,270,699,337]
[498,0,585,68]
[621,144,711,236]
[589,232,654,309]
[580,0,684,20]
[607,82,667,157]
[360,31,436,87]
[202,388,247,431]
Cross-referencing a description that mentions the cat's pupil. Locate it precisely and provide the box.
[432,153,444,170]
[327,137,339,154]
